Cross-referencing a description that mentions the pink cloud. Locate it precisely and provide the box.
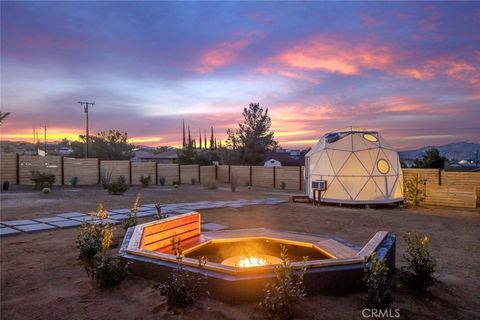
[195,38,252,73]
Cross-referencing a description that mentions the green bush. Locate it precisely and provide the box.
[122,194,140,230]
[158,238,208,308]
[280,181,286,190]
[140,175,151,187]
[107,176,129,195]
[31,171,56,189]
[191,178,196,185]
[159,176,166,186]
[260,246,306,320]
[404,175,427,205]
[85,255,127,288]
[100,169,113,189]
[70,176,79,187]
[404,231,436,293]
[364,252,391,309]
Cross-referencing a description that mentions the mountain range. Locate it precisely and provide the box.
[399,142,480,161]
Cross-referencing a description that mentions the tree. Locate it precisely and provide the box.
[226,103,278,165]
[182,120,186,148]
[413,148,447,169]
[210,127,214,150]
[71,130,135,160]
[0,111,10,125]
[177,143,196,164]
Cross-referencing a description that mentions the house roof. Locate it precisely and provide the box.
[264,152,304,166]
[134,149,177,160]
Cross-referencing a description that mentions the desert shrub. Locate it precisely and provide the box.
[404,231,436,293]
[203,181,218,190]
[155,202,166,220]
[260,245,306,320]
[86,255,127,288]
[70,176,79,187]
[159,176,166,186]
[107,176,129,195]
[2,181,9,191]
[280,181,286,190]
[122,194,140,230]
[172,180,179,188]
[158,238,208,308]
[100,169,113,189]
[191,178,196,185]
[140,175,151,187]
[364,252,391,309]
[404,175,427,205]
[42,187,51,194]
[247,185,252,190]
[31,171,56,189]
[230,175,237,192]
[76,204,113,263]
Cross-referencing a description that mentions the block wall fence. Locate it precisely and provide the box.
[1,154,479,208]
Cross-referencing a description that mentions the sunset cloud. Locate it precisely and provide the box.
[195,38,253,73]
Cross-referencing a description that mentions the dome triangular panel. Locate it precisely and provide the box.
[326,149,351,175]
[322,178,351,200]
[338,176,370,200]
[338,153,369,176]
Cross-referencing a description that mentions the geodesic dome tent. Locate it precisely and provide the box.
[305,127,403,204]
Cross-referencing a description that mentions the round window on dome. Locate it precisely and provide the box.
[377,159,390,174]
[363,134,378,142]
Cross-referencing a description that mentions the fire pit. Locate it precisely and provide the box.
[119,212,396,303]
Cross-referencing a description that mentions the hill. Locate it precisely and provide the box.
[399,142,480,161]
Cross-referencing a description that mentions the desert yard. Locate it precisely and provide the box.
[1,185,479,319]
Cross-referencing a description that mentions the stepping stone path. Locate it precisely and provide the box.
[0,197,288,237]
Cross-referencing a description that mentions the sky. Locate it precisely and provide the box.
[1,1,479,150]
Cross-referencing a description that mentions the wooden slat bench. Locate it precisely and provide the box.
[140,212,201,253]
[356,231,388,260]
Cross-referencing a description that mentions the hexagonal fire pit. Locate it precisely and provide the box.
[119,212,395,303]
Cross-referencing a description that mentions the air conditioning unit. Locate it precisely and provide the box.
[311,180,327,190]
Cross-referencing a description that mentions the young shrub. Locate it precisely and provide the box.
[404,231,436,293]
[155,202,166,220]
[140,175,151,187]
[260,245,307,320]
[364,252,392,309]
[42,187,51,194]
[31,171,56,189]
[203,181,218,190]
[122,194,140,230]
[2,181,10,191]
[230,175,237,192]
[404,175,427,205]
[172,180,179,188]
[158,238,208,309]
[107,176,129,195]
[100,169,113,189]
[191,178,196,185]
[247,185,252,190]
[70,176,79,187]
[159,176,166,186]
[76,203,113,263]
[85,255,127,288]
[280,181,286,190]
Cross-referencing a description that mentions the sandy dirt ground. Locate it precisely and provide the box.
[1,186,479,319]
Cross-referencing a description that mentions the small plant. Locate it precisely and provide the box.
[70,176,79,187]
[404,175,427,205]
[42,187,51,194]
[191,178,196,185]
[100,168,113,189]
[85,255,127,288]
[140,175,151,187]
[230,175,237,192]
[260,245,307,320]
[76,203,113,263]
[31,171,56,189]
[364,252,391,309]
[155,202,166,219]
[404,231,436,293]
[172,180,179,188]
[203,181,218,190]
[280,181,286,190]
[2,181,9,191]
[159,176,166,186]
[107,176,129,195]
[122,194,140,230]
[158,238,208,309]
[247,185,252,190]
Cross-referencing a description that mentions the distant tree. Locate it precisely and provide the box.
[193,150,220,165]
[70,130,134,160]
[226,103,278,165]
[0,111,10,125]
[152,146,170,154]
[182,120,186,148]
[177,144,196,164]
[210,127,214,150]
[413,148,447,169]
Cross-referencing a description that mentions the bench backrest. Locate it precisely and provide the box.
[140,212,201,252]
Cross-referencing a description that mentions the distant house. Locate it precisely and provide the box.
[444,160,480,172]
[263,151,305,167]
[132,149,177,163]
[58,147,73,156]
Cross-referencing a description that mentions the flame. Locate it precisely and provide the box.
[237,256,268,268]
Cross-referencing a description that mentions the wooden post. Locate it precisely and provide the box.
[215,165,218,180]
[273,166,276,188]
[438,169,442,186]
[178,164,181,184]
[228,165,231,183]
[249,166,252,186]
[129,160,132,185]
[61,156,65,185]
[198,165,201,183]
[16,153,20,184]
[299,166,302,190]
[98,159,101,184]
[155,163,158,184]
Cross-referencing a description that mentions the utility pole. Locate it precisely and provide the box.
[43,126,47,155]
[78,101,94,158]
